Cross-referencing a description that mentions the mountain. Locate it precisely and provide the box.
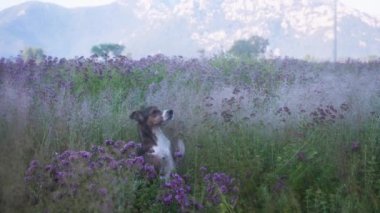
[0,0,379,59]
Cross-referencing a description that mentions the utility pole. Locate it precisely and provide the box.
[333,0,337,63]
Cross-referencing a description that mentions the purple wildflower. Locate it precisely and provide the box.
[100,154,114,163]
[25,160,40,176]
[96,161,104,168]
[143,164,157,180]
[91,145,106,154]
[58,150,73,161]
[351,141,360,152]
[121,141,136,153]
[135,143,142,150]
[203,172,239,206]
[113,140,124,149]
[24,176,33,183]
[162,194,173,205]
[98,187,108,197]
[45,164,54,173]
[68,154,79,161]
[272,176,287,193]
[297,151,306,161]
[104,139,114,146]
[79,151,91,159]
[200,166,208,174]
[60,159,70,167]
[54,171,67,184]
[126,156,145,169]
[174,151,184,159]
[161,173,192,210]
[30,160,39,167]
[220,185,228,194]
[108,160,119,170]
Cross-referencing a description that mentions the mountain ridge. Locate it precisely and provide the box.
[0,0,379,59]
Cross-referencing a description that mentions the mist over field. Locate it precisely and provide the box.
[0,0,380,212]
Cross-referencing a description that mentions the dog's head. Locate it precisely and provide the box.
[130,106,173,127]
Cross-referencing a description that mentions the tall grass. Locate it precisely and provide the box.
[0,55,379,212]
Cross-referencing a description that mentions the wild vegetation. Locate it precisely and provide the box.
[0,54,379,212]
[91,44,126,60]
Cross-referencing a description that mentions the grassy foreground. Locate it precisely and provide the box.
[0,55,379,212]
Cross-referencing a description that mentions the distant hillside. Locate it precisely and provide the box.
[0,0,379,59]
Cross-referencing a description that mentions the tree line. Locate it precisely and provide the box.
[20,36,269,61]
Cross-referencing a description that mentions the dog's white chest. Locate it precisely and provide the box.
[152,128,171,157]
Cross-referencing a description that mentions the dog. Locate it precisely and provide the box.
[130,106,185,180]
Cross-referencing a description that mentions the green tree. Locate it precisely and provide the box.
[21,47,45,63]
[228,36,269,58]
[91,43,125,59]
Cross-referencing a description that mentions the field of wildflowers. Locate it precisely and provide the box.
[0,54,379,212]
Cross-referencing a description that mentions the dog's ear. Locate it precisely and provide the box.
[130,111,144,122]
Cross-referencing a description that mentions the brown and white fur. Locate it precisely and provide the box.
[130,106,185,180]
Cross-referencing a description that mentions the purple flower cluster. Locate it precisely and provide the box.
[24,135,241,211]
[203,172,239,206]
[159,169,240,211]
[125,156,145,169]
[24,139,158,205]
[308,104,346,125]
[161,173,202,211]
[25,160,40,177]
[24,143,241,211]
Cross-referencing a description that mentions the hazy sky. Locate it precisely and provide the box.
[0,0,379,19]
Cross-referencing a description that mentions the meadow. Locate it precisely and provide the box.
[0,54,379,212]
